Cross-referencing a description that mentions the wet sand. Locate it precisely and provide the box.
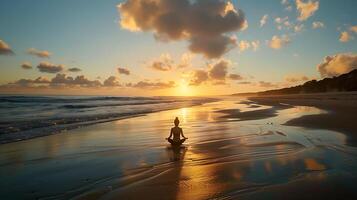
[249,93,357,144]
[1,96,357,199]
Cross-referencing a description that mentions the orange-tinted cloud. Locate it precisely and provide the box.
[103,76,121,87]
[259,81,278,88]
[229,73,243,80]
[27,48,51,58]
[118,0,246,58]
[339,31,353,43]
[285,75,310,83]
[0,39,14,55]
[68,67,81,72]
[21,62,32,70]
[268,35,290,49]
[296,0,319,21]
[209,60,229,80]
[118,67,131,75]
[149,53,174,71]
[37,62,64,73]
[127,80,175,89]
[189,70,209,86]
[317,53,357,77]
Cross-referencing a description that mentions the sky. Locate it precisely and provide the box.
[0,0,357,96]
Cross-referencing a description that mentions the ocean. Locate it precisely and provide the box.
[0,95,216,143]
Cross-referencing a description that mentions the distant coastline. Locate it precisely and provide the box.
[232,69,357,96]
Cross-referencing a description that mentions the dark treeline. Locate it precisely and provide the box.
[233,69,357,96]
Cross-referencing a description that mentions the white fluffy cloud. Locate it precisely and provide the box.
[294,24,304,33]
[295,0,319,21]
[312,21,324,29]
[260,15,268,27]
[317,53,357,77]
[118,0,246,58]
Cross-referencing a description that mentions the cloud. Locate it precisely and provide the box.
[37,62,64,73]
[209,60,230,80]
[127,80,175,89]
[268,35,290,49]
[27,48,51,58]
[189,35,237,58]
[189,70,209,86]
[118,0,246,58]
[149,53,174,71]
[68,67,81,72]
[239,40,250,52]
[251,40,260,51]
[189,59,236,86]
[285,75,309,82]
[294,24,304,32]
[259,81,278,88]
[317,53,357,78]
[239,40,260,52]
[2,74,124,89]
[281,0,293,11]
[339,31,353,43]
[350,26,357,33]
[117,67,131,75]
[21,62,32,70]
[312,21,324,29]
[281,0,289,5]
[103,76,121,87]
[296,0,319,21]
[274,16,292,30]
[10,77,50,86]
[229,73,243,80]
[237,81,251,85]
[0,40,14,55]
[177,52,194,68]
[275,16,289,24]
[260,15,268,27]
[51,74,102,87]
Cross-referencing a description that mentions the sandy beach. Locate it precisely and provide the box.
[1,95,357,199]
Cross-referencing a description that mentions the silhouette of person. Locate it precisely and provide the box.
[166,117,188,146]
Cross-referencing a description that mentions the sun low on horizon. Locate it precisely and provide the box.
[1,0,357,96]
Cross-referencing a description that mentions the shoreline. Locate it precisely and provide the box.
[0,98,219,145]
[248,93,357,145]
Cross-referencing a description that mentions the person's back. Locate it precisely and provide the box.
[166,117,187,145]
[171,126,182,142]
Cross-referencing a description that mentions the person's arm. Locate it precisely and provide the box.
[180,128,187,139]
[166,128,173,140]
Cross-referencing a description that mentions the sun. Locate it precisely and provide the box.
[176,79,194,96]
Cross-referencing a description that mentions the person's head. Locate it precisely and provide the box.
[174,117,180,127]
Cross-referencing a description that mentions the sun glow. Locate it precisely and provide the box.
[177,79,194,96]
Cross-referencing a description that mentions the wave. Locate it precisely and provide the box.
[0,96,218,144]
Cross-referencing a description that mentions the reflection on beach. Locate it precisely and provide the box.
[1,97,357,199]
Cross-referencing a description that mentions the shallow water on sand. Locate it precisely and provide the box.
[1,97,357,199]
